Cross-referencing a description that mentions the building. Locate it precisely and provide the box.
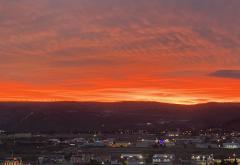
[135,139,156,148]
[102,138,115,146]
[163,139,176,148]
[3,157,23,165]
[223,142,240,149]
[84,140,105,147]
[195,143,219,149]
[176,137,203,144]
[67,138,87,146]
[70,153,93,164]
[111,160,121,165]
[152,154,175,165]
[191,154,214,165]
[91,154,111,164]
[121,154,145,165]
[71,152,111,165]
[167,131,180,137]
[38,155,66,164]
[111,141,131,148]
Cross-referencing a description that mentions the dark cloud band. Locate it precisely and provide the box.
[209,70,240,79]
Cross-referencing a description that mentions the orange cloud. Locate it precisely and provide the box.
[0,0,240,104]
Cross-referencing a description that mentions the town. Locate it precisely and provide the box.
[0,129,240,165]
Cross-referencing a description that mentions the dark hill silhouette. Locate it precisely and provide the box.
[0,102,240,133]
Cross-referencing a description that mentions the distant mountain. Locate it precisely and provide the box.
[0,102,240,133]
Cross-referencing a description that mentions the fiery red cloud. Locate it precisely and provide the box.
[0,0,240,104]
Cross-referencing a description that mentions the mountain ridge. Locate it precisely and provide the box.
[0,102,240,133]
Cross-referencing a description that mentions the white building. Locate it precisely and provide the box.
[121,154,145,165]
[223,142,240,149]
[191,154,214,165]
[152,154,175,165]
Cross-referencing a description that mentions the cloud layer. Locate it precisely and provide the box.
[0,0,240,104]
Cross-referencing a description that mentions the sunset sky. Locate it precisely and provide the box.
[0,0,240,104]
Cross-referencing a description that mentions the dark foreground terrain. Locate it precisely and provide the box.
[0,102,240,133]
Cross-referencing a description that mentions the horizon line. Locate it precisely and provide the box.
[0,100,239,106]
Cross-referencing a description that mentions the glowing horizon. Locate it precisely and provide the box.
[0,0,240,105]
